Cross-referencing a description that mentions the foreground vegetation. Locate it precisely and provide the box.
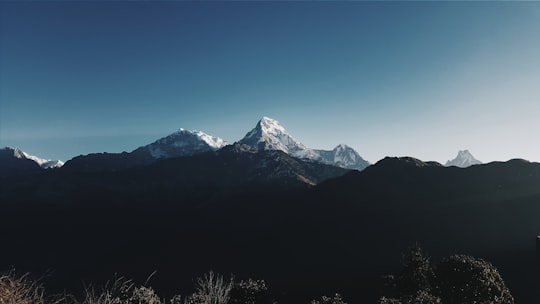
[0,246,514,304]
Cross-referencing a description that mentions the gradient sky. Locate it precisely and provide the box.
[1,1,539,163]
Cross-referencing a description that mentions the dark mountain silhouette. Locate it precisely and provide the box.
[1,155,539,303]
[1,143,349,207]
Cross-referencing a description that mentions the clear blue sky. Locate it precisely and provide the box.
[1,1,539,163]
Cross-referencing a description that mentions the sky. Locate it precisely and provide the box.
[1,1,539,164]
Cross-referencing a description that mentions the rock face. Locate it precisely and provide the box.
[238,117,369,170]
[445,150,482,168]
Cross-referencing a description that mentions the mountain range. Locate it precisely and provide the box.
[2,117,369,179]
[3,117,489,176]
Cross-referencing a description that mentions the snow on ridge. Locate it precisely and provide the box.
[1,146,64,168]
[195,130,227,149]
[3,146,26,159]
[21,151,65,169]
[259,116,289,137]
[172,128,227,149]
[143,128,228,159]
[445,149,482,168]
[241,116,313,157]
[239,117,369,170]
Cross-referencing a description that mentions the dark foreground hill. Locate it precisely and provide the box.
[1,155,539,303]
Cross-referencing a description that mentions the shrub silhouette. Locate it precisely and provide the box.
[128,286,161,304]
[395,244,436,295]
[229,278,270,304]
[380,247,514,304]
[379,290,441,304]
[436,254,514,304]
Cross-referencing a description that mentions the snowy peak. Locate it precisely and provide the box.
[315,144,370,170]
[238,117,316,158]
[331,144,369,170]
[1,146,64,169]
[136,128,227,159]
[445,150,482,168]
[238,117,369,170]
[258,116,289,138]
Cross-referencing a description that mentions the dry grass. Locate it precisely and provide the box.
[81,277,134,304]
[0,270,235,304]
[0,270,45,304]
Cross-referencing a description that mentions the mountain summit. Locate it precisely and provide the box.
[133,128,227,159]
[238,117,369,170]
[445,150,482,168]
[64,129,228,172]
[238,117,318,159]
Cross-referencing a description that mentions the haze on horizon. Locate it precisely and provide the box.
[1,1,539,164]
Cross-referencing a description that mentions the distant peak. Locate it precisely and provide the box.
[176,128,198,134]
[446,149,482,168]
[239,116,311,156]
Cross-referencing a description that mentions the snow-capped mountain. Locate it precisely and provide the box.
[64,129,228,172]
[238,117,369,170]
[315,144,370,170]
[133,128,227,159]
[21,151,64,169]
[445,150,482,168]
[238,117,318,159]
[0,146,64,169]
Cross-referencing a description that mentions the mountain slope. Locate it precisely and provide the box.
[445,150,482,167]
[132,128,227,159]
[0,146,63,172]
[2,144,349,206]
[0,147,43,176]
[238,117,369,170]
[21,151,64,169]
[63,129,227,172]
